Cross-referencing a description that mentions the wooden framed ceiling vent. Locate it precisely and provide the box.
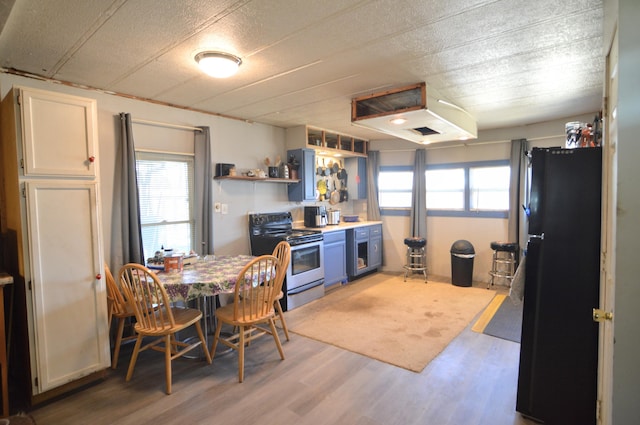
[351,82,477,144]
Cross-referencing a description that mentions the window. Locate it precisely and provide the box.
[425,168,465,210]
[136,151,195,261]
[378,168,413,208]
[378,160,510,218]
[469,165,510,211]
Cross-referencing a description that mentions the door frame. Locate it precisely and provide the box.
[597,25,618,425]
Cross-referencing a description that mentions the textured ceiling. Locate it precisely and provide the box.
[0,0,604,143]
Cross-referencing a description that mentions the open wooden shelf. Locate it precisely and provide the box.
[286,125,368,158]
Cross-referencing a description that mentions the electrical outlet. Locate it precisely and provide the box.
[214,202,221,213]
[221,203,228,214]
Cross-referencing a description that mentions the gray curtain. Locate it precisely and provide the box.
[366,150,381,221]
[509,138,528,258]
[194,126,214,255]
[410,149,427,238]
[118,113,145,265]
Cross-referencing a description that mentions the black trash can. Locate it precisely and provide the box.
[450,240,475,287]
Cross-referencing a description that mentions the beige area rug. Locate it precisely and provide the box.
[284,273,495,372]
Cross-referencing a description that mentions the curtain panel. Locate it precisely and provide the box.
[366,150,381,221]
[194,126,214,255]
[117,112,145,265]
[410,149,427,239]
[509,138,528,261]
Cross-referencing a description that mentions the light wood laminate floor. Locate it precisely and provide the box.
[27,279,535,425]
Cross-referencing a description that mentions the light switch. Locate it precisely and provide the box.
[221,204,228,214]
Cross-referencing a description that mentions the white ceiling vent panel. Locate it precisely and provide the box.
[351,83,477,144]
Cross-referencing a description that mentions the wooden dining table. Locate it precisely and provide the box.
[152,254,258,356]
[153,254,255,302]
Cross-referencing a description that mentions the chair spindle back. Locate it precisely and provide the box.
[233,255,279,321]
[272,241,291,293]
[119,263,175,331]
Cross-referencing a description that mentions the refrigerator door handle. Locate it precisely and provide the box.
[528,233,545,240]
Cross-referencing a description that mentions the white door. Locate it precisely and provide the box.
[25,180,109,393]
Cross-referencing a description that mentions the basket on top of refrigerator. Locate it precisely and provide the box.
[565,115,602,149]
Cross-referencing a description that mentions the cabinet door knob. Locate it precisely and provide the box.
[89,156,96,163]
[96,273,102,280]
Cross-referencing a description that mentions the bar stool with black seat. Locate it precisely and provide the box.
[403,237,427,282]
[488,241,518,288]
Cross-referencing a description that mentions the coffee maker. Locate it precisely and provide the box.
[304,206,327,227]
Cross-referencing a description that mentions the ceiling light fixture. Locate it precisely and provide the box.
[195,51,242,78]
[390,117,407,125]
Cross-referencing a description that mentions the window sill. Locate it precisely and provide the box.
[379,208,508,219]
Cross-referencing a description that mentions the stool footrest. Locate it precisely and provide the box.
[489,271,514,279]
[404,243,427,282]
[488,242,517,288]
[404,265,427,271]
[494,259,515,265]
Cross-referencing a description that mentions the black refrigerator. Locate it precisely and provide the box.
[516,147,601,424]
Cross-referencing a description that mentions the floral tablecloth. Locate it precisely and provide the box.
[154,255,255,302]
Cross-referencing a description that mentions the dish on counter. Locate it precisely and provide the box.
[343,215,359,222]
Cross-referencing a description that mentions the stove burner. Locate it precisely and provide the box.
[249,212,323,249]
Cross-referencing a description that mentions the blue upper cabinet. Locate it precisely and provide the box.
[345,156,367,200]
[287,148,316,202]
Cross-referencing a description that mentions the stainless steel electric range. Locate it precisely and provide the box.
[249,212,324,311]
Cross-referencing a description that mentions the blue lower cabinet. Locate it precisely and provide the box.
[347,226,368,278]
[369,224,382,269]
[323,230,347,287]
[347,224,382,279]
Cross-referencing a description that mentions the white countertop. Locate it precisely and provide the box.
[294,220,382,233]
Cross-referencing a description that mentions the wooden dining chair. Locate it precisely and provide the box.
[118,263,211,394]
[271,241,291,341]
[104,263,137,369]
[210,255,284,382]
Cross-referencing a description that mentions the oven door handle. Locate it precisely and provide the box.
[287,279,324,295]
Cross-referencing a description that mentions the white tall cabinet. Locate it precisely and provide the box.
[0,86,110,405]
